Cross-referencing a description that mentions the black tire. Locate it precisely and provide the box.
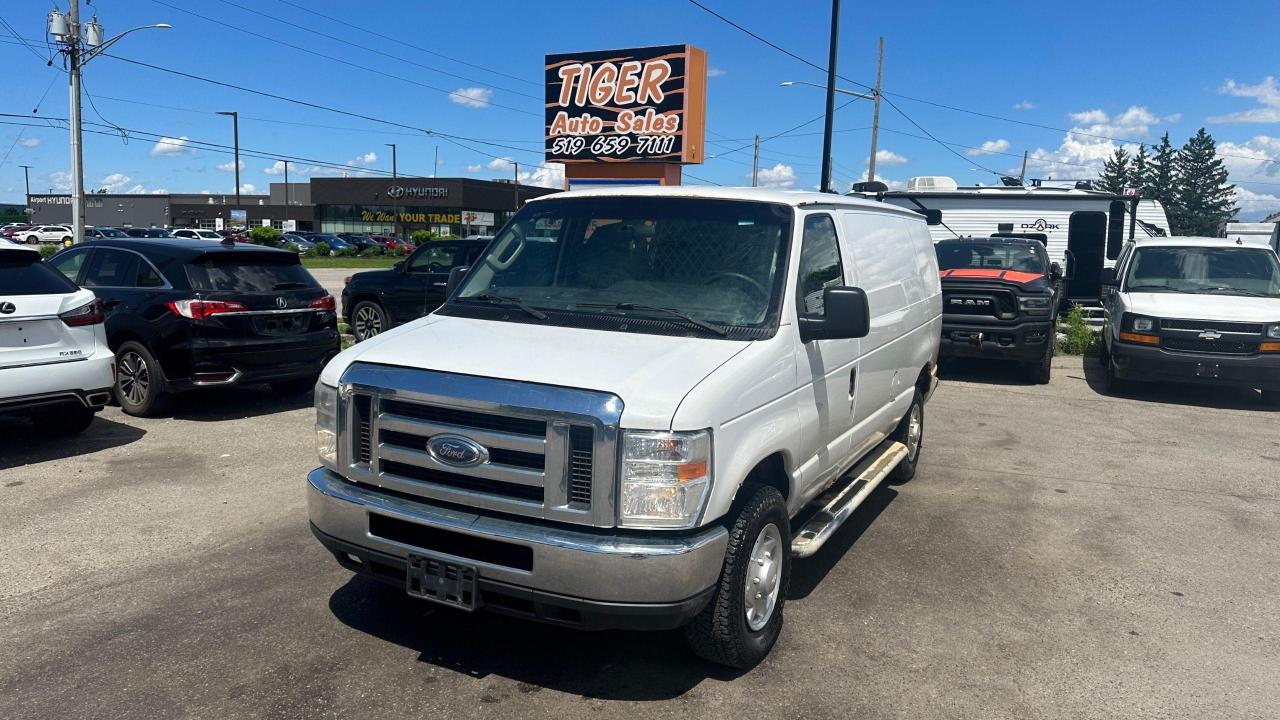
[270,376,318,396]
[684,485,790,670]
[114,341,171,417]
[33,404,96,436]
[1104,356,1126,395]
[350,300,388,342]
[25,235,39,244]
[1027,343,1053,385]
[887,389,924,484]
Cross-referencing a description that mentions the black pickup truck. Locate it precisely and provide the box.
[934,236,1063,383]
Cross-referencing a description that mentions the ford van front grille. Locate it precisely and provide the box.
[337,364,621,527]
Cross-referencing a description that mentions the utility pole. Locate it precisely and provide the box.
[1019,151,1028,185]
[433,145,439,179]
[386,143,397,178]
[751,135,760,187]
[19,165,32,201]
[385,143,398,238]
[513,162,520,211]
[282,160,290,225]
[217,111,240,208]
[867,37,884,183]
[48,4,168,243]
[819,0,841,193]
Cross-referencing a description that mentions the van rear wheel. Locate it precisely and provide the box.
[684,485,789,670]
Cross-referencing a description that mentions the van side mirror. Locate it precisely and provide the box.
[1050,261,1063,280]
[1100,267,1118,287]
[920,209,942,226]
[799,286,870,342]
[445,265,471,297]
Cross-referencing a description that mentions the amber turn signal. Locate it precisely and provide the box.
[1118,331,1160,345]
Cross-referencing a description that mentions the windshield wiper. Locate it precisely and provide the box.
[1193,286,1272,298]
[1125,284,1194,294]
[272,281,310,290]
[460,293,548,320]
[575,302,729,337]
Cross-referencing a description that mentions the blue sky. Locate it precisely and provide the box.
[2,0,1278,218]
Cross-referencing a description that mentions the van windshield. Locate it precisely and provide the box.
[452,197,792,334]
[1124,246,1280,297]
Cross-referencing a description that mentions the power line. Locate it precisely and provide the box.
[0,14,47,62]
[881,95,1000,176]
[144,0,539,116]
[274,0,540,88]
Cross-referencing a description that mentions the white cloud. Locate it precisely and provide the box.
[1209,77,1280,124]
[1234,186,1280,220]
[465,164,483,173]
[263,160,322,176]
[966,138,1011,157]
[1012,100,1038,111]
[17,137,40,148]
[239,183,257,194]
[48,170,72,192]
[487,157,516,170]
[707,67,726,78]
[869,149,909,166]
[150,136,194,157]
[216,159,245,172]
[754,163,797,188]
[358,151,377,164]
[450,87,493,109]
[518,163,564,189]
[1022,106,1177,179]
[100,173,133,192]
[1217,135,1280,179]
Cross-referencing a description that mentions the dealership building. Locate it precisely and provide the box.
[24,176,556,236]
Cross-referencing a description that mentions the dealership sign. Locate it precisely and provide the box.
[386,184,448,199]
[30,195,71,205]
[544,44,707,164]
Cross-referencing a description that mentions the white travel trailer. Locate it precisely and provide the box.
[1224,222,1279,251]
[853,178,1170,303]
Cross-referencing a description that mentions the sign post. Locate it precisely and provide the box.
[545,44,707,188]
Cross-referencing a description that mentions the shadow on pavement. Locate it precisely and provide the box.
[328,578,740,700]
[0,415,146,471]
[1081,357,1276,411]
[167,385,314,422]
[937,357,1037,386]
[789,485,897,600]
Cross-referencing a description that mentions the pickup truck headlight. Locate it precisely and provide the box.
[315,382,339,470]
[1266,323,1280,339]
[1018,296,1052,315]
[620,430,711,529]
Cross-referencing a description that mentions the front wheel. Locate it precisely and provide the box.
[684,485,790,669]
[1027,343,1053,385]
[1104,356,1126,395]
[350,300,388,342]
[887,390,924,484]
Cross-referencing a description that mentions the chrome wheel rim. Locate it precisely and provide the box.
[354,305,383,340]
[906,404,923,460]
[744,523,783,631]
[117,351,149,406]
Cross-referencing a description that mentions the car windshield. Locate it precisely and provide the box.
[196,230,222,239]
[0,252,79,295]
[936,242,1045,274]
[185,253,319,293]
[312,234,342,243]
[453,196,792,330]
[1124,246,1280,297]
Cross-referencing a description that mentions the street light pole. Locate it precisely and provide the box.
[386,143,398,238]
[282,160,290,225]
[217,111,240,208]
[867,37,884,183]
[819,0,841,194]
[19,165,32,201]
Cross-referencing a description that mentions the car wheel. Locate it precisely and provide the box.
[684,485,790,669]
[34,404,96,436]
[886,389,924,484]
[1027,343,1053,385]
[115,341,171,417]
[270,376,318,396]
[26,235,38,244]
[1104,356,1126,395]
[351,301,388,342]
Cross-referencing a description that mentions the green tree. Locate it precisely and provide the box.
[1148,132,1181,225]
[248,225,282,245]
[1131,145,1153,196]
[409,229,435,245]
[1174,128,1236,237]
[1097,147,1131,194]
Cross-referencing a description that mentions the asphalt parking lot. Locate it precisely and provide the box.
[1,356,1276,719]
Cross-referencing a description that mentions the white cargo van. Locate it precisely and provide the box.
[307,186,942,667]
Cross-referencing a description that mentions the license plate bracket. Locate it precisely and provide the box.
[405,553,479,611]
[1195,363,1222,379]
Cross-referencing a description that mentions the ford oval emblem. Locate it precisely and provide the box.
[427,434,489,468]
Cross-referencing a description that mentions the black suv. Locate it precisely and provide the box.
[341,238,488,341]
[48,238,340,415]
[935,236,1062,383]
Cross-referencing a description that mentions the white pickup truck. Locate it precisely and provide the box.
[307,186,942,667]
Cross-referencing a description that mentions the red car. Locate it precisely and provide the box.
[1,223,32,238]
[368,234,412,252]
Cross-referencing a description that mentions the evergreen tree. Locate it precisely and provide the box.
[1131,145,1153,196]
[1174,128,1236,236]
[1097,146,1131,194]
[1148,133,1181,226]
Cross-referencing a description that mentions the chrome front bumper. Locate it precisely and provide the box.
[307,468,729,605]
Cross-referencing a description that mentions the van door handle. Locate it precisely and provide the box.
[431,282,447,288]
[849,368,857,398]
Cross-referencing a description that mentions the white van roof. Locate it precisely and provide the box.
[1132,235,1272,249]
[528,185,926,219]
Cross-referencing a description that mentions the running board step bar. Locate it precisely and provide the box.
[791,441,908,558]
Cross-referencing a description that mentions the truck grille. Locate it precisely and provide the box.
[942,289,1017,319]
[1162,337,1258,355]
[336,364,621,527]
[1161,319,1263,334]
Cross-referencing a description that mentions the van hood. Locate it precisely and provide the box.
[326,314,753,429]
[1126,292,1280,323]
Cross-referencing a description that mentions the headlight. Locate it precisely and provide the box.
[315,382,338,469]
[1131,316,1155,332]
[1267,323,1280,339]
[1018,295,1052,315]
[619,430,712,529]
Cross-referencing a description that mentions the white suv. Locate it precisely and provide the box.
[22,225,74,245]
[1101,236,1280,404]
[171,228,225,240]
[0,240,115,434]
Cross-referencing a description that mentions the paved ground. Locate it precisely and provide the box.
[1,356,1277,719]
[309,268,356,316]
